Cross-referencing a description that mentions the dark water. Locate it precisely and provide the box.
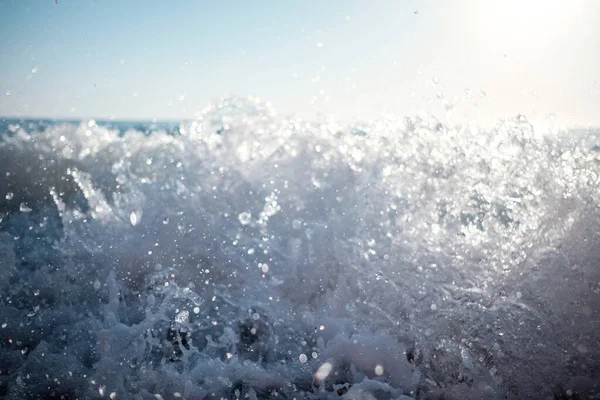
[1,99,599,399]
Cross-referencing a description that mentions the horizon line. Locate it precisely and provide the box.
[1,115,600,131]
[0,115,188,123]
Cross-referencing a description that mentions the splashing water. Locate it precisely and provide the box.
[0,98,599,399]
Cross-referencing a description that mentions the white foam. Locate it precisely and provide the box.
[0,99,599,399]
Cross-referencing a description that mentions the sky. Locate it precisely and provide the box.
[0,0,599,128]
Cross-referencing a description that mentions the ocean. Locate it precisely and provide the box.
[0,97,599,399]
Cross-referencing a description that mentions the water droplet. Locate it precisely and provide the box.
[312,351,318,359]
[260,263,269,274]
[316,42,323,48]
[129,210,141,226]
[430,303,438,311]
[247,248,255,255]
[19,203,32,213]
[238,212,251,225]
[27,306,39,317]
[193,306,200,314]
[315,362,333,381]
[5,192,14,200]
[146,294,155,306]
[299,353,308,363]
[162,217,169,225]
[374,364,384,376]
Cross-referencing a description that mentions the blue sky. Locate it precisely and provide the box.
[1,0,599,127]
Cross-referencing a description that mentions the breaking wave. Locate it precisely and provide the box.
[1,98,599,399]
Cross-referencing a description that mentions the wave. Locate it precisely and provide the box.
[1,98,599,399]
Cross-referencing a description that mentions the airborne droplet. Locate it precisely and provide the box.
[314,362,333,381]
[238,212,251,225]
[130,210,141,226]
